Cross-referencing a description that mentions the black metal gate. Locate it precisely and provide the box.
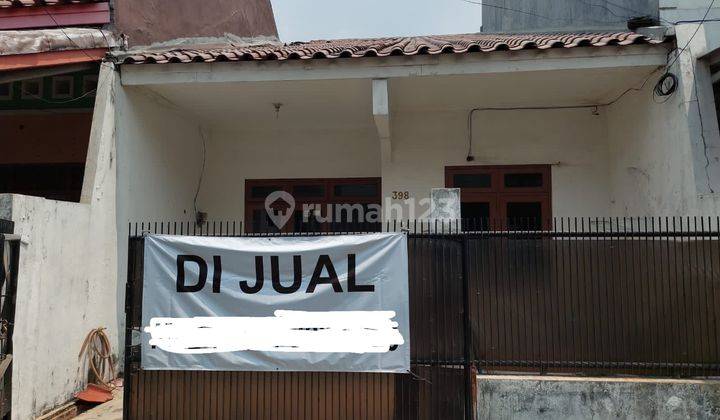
[124,225,472,419]
[124,217,720,419]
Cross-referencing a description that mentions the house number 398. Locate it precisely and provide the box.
[392,191,410,200]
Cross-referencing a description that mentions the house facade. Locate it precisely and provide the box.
[3,0,720,418]
[110,30,717,229]
[105,28,720,418]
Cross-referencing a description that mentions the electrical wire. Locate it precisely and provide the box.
[466,66,664,159]
[653,73,678,99]
[576,0,648,21]
[19,87,97,104]
[674,18,720,24]
[689,53,716,193]
[193,127,207,219]
[461,0,629,25]
[461,0,561,22]
[40,8,114,70]
[576,0,675,25]
[666,0,717,71]
[2,9,114,106]
[463,0,683,28]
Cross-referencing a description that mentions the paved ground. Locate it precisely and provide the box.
[74,388,123,420]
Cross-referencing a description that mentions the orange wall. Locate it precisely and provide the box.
[0,112,92,164]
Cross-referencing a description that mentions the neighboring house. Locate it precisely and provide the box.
[0,0,277,418]
[0,0,115,203]
[482,0,660,33]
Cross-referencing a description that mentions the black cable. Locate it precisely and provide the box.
[194,127,207,219]
[466,66,663,159]
[19,87,97,104]
[674,18,720,24]
[654,73,678,97]
[39,8,114,70]
[666,0,717,71]
[461,0,629,25]
[461,0,562,22]
[689,55,715,193]
[576,0,638,20]
[577,0,675,25]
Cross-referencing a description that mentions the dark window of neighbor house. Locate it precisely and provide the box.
[82,75,99,97]
[245,178,381,233]
[0,83,11,100]
[20,79,42,99]
[1,67,99,111]
[52,76,74,99]
[446,165,551,230]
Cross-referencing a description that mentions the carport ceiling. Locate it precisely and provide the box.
[141,66,657,129]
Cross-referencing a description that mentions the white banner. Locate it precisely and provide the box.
[141,233,410,373]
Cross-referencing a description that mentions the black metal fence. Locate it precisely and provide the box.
[0,222,19,418]
[0,220,12,235]
[125,217,720,419]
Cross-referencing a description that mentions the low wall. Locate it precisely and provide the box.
[0,194,119,419]
[476,375,720,419]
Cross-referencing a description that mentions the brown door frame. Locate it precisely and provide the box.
[244,177,382,233]
[445,164,552,229]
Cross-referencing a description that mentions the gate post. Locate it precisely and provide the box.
[460,235,475,420]
[123,236,144,420]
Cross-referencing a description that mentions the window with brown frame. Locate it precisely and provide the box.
[445,165,551,230]
[245,178,382,233]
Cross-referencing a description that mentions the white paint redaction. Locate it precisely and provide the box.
[145,310,404,354]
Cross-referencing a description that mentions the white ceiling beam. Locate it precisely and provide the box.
[372,78,391,163]
[120,44,669,86]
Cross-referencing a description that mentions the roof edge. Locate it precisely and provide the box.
[112,31,669,66]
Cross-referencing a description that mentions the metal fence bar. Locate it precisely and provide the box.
[0,233,18,419]
[0,220,12,235]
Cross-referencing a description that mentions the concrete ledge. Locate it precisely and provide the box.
[476,375,720,419]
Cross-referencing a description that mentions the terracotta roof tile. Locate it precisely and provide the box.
[118,32,665,65]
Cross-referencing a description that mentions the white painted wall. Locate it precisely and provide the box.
[383,108,611,218]
[198,125,381,220]
[185,107,609,221]
[114,79,208,375]
[118,81,704,222]
[606,79,697,215]
[673,20,720,214]
[626,16,720,213]
[115,90,381,223]
[115,86,204,224]
[0,65,118,420]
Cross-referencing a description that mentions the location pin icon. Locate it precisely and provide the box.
[264,191,295,230]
